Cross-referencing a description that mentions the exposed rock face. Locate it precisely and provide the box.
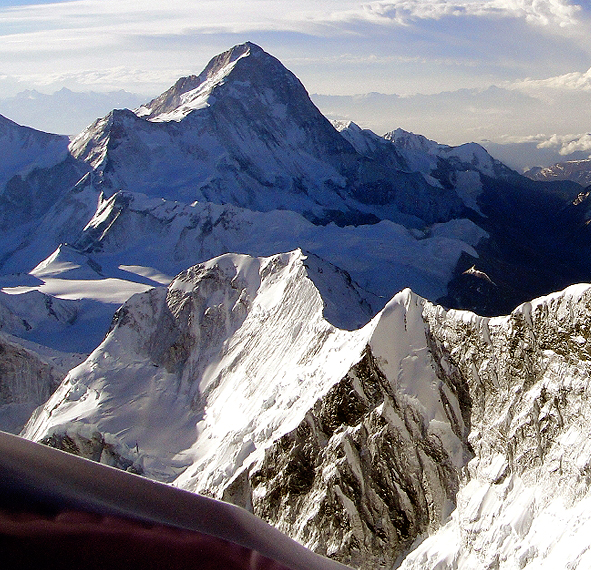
[399,284,591,568]
[38,430,143,474]
[0,336,59,412]
[439,173,591,316]
[0,155,84,232]
[0,113,85,241]
[525,158,591,186]
[0,333,72,433]
[241,348,467,569]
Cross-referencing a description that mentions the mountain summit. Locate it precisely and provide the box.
[136,42,332,129]
[69,42,375,223]
[136,42,268,119]
[0,41,589,327]
[135,42,362,195]
[69,42,476,227]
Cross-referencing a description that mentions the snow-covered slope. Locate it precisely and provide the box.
[0,289,78,337]
[68,43,478,228]
[22,248,591,569]
[3,41,584,332]
[23,251,373,476]
[68,43,366,225]
[333,123,520,220]
[0,113,87,245]
[59,189,484,303]
[0,41,490,304]
[384,127,513,178]
[0,176,485,356]
[22,250,467,568]
[399,284,591,569]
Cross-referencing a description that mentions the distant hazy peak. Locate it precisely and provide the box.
[525,157,591,186]
[384,127,449,154]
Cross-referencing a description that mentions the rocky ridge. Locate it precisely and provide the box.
[393,284,591,567]
[21,246,591,568]
[525,158,591,186]
[0,331,82,433]
[21,251,464,568]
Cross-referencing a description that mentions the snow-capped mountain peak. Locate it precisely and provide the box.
[135,42,259,122]
[22,250,371,480]
[384,127,448,155]
[5,40,591,570]
[22,249,468,568]
[135,42,308,124]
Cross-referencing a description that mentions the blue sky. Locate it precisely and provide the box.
[0,0,590,148]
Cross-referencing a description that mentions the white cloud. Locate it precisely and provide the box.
[510,67,591,92]
[1,0,582,48]
[536,132,591,155]
[500,0,581,27]
[320,0,582,27]
[0,0,329,37]
[491,132,591,155]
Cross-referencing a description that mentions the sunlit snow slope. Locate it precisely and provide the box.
[23,250,468,568]
[4,40,585,357]
[23,250,591,569]
[399,284,591,569]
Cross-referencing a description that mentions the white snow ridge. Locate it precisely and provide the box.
[22,252,591,569]
[24,246,591,569]
[23,250,467,568]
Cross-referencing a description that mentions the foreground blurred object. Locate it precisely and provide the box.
[0,431,351,570]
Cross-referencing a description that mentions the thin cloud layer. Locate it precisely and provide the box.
[511,68,591,91]
[322,0,582,27]
[1,0,585,52]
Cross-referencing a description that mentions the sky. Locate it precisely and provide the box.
[0,0,590,157]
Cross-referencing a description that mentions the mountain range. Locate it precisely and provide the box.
[525,157,591,186]
[2,41,591,569]
[4,85,588,175]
